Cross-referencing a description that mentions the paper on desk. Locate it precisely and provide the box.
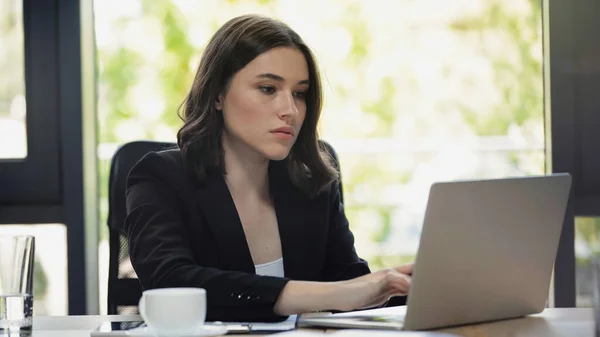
[248,314,297,331]
[296,306,407,331]
[218,314,297,332]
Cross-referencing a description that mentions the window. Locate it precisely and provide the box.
[94,0,544,311]
[0,0,26,159]
[0,0,96,315]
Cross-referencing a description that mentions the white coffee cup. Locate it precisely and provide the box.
[139,288,206,336]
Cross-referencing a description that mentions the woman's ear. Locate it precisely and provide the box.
[215,94,224,111]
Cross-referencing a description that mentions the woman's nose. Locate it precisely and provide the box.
[278,92,299,118]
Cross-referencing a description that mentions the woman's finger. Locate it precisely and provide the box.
[390,278,410,294]
[384,270,411,294]
[394,262,414,275]
[385,286,407,299]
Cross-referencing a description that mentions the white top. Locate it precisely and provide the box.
[255,257,285,277]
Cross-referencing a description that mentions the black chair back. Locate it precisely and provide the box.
[107,140,176,314]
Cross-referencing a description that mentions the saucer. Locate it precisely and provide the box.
[126,324,228,337]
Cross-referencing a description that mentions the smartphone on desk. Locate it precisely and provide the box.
[91,321,146,336]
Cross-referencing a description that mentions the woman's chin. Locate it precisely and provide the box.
[262,145,292,161]
[266,152,290,161]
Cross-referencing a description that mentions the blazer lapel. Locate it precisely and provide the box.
[269,163,321,280]
[193,171,255,274]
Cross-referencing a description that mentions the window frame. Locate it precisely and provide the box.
[0,0,62,212]
[546,0,600,307]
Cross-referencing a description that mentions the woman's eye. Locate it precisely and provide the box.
[259,86,276,94]
[294,91,307,99]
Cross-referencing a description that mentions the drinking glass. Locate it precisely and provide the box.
[0,235,35,334]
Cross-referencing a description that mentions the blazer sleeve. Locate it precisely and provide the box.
[125,153,290,322]
[322,180,371,281]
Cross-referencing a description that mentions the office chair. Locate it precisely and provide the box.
[106,139,345,314]
[107,140,177,314]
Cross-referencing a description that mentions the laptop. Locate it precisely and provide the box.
[298,173,572,331]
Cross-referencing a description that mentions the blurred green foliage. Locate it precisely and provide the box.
[97,0,548,272]
[451,0,543,135]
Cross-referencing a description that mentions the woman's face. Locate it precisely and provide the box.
[217,46,309,161]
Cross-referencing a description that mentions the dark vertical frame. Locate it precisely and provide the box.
[546,0,600,307]
[58,0,99,314]
[544,0,576,308]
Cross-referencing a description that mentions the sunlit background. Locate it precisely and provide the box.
[1,0,599,314]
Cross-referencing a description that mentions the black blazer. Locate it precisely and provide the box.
[125,149,371,322]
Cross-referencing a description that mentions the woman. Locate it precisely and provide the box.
[125,14,413,322]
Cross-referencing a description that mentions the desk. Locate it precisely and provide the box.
[434,308,594,337]
[23,308,594,337]
[30,315,140,337]
[323,307,595,337]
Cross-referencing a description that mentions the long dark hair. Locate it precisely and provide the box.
[177,14,338,197]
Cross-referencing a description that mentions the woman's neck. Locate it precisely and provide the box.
[222,131,270,200]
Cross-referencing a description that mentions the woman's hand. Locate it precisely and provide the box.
[335,263,413,311]
[273,263,413,316]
